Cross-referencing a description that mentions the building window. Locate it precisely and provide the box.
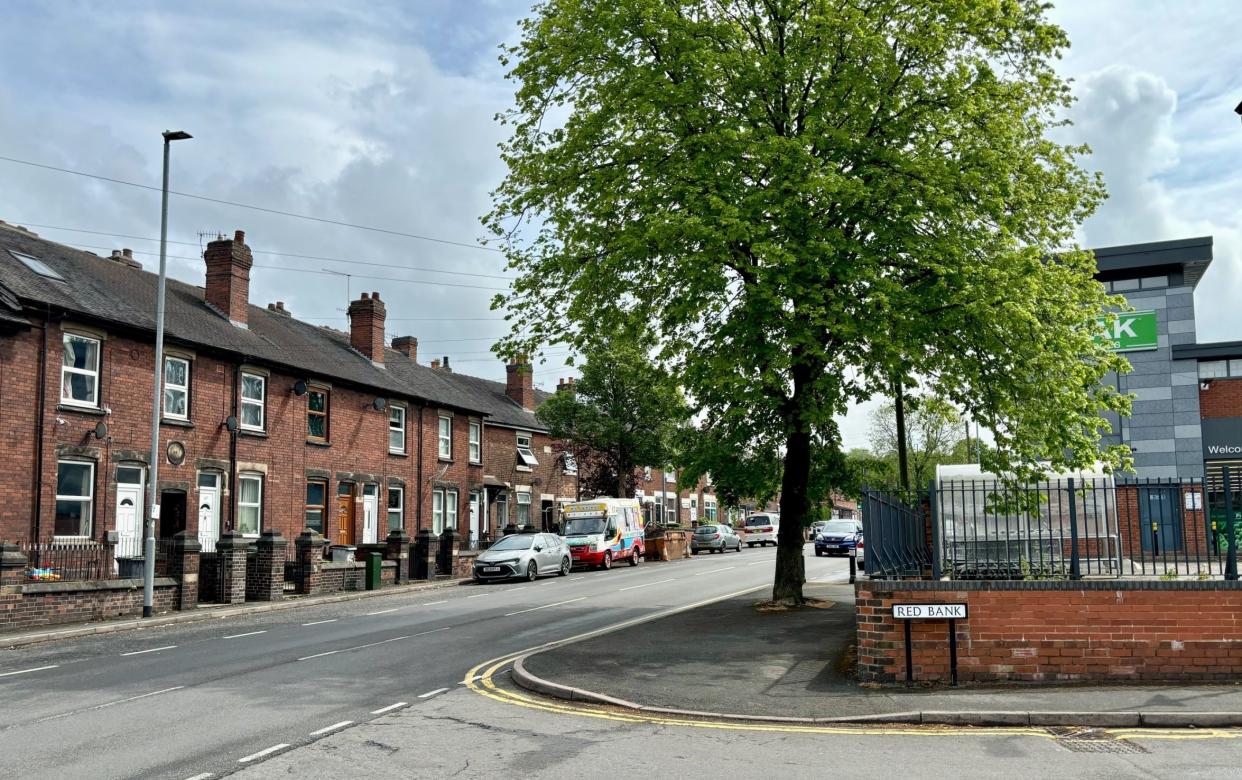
[237,473,263,536]
[516,432,538,467]
[240,372,265,431]
[387,487,403,532]
[54,460,94,537]
[563,451,577,475]
[1112,278,1140,292]
[1140,275,1169,290]
[469,421,482,464]
[307,388,329,441]
[432,487,458,534]
[388,405,406,454]
[1200,360,1228,379]
[643,467,652,481]
[1229,360,1242,377]
[438,415,452,459]
[61,333,101,407]
[666,468,677,483]
[517,491,532,527]
[305,480,326,533]
[163,356,189,420]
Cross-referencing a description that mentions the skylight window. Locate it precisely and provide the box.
[8,250,64,282]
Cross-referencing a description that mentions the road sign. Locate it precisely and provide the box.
[893,603,967,620]
[1095,310,1157,352]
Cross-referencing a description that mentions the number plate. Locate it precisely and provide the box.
[483,566,500,573]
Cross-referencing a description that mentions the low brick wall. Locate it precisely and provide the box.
[320,561,366,593]
[454,550,479,579]
[0,578,180,632]
[857,580,1242,684]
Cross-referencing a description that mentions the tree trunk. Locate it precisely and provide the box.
[773,423,811,604]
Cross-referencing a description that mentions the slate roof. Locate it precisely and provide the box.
[431,370,552,432]
[0,222,491,415]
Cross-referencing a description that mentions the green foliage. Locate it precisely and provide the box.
[868,394,965,488]
[489,0,1132,598]
[536,334,690,498]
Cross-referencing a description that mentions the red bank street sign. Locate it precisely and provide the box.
[893,603,968,620]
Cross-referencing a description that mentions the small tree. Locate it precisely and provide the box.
[537,337,690,499]
[869,395,965,489]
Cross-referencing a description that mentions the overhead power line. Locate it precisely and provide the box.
[0,154,504,252]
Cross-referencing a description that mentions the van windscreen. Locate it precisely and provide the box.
[745,516,772,527]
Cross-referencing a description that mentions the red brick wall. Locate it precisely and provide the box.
[0,325,39,539]
[1199,378,1242,418]
[857,581,1242,684]
[415,407,484,535]
[482,425,577,531]
[0,579,180,631]
[1115,484,1209,557]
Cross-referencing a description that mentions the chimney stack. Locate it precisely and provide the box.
[203,230,253,327]
[506,355,535,410]
[430,358,441,369]
[392,336,418,362]
[348,291,387,365]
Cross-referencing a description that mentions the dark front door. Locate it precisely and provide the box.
[159,491,187,538]
[1139,486,1182,554]
[336,483,355,545]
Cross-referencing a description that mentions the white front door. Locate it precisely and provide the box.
[469,491,481,542]
[114,466,144,558]
[362,484,378,544]
[197,472,220,552]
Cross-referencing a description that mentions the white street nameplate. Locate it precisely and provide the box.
[892,603,967,620]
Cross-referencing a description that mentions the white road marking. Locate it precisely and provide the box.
[302,619,337,626]
[567,576,585,581]
[183,773,214,780]
[618,578,677,592]
[691,567,736,577]
[223,630,266,639]
[418,687,449,699]
[460,674,483,684]
[310,720,353,735]
[505,586,528,592]
[0,664,58,678]
[239,744,290,763]
[747,561,767,566]
[93,686,185,711]
[422,600,447,606]
[412,626,452,637]
[370,701,408,715]
[121,645,177,656]
[466,593,487,598]
[366,608,399,615]
[341,635,411,653]
[503,597,585,617]
[297,649,341,661]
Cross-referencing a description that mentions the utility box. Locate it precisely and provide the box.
[365,552,382,590]
[328,545,356,563]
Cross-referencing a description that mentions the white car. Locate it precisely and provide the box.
[743,513,780,547]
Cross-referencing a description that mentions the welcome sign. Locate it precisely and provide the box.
[1096,310,1158,352]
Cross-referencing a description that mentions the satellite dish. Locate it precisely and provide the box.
[224,415,239,432]
[372,397,388,412]
[93,421,108,440]
[293,380,308,396]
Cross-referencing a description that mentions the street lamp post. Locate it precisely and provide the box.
[144,130,192,618]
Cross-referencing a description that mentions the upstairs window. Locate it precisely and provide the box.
[563,451,578,475]
[163,356,189,420]
[438,415,452,459]
[469,421,482,464]
[388,405,406,454]
[1200,361,1228,379]
[516,432,538,467]
[61,333,100,407]
[307,388,329,441]
[240,372,265,431]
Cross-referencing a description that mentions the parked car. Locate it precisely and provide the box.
[473,533,571,582]
[807,520,831,541]
[691,523,742,554]
[813,520,863,557]
[743,512,780,547]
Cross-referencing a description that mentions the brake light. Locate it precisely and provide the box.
[713,533,720,539]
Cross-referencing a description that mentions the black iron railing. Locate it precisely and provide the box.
[18,540,112,581]
[860,489,930,578]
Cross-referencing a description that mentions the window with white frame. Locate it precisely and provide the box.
[237,473,263,535]
[469,420,481,463]
[563,451,577,475]
[666,468,677,483]
[432,487,458,534]
[54,460,94,537]
[388,405,406,454]
[61,333,100,407]
[643,466,652,481]
[516,432,538,467]
[387,486,403,532]
[163,356,189,420]
[517,490,532,527]
[1200,360,1229,379]
[438,415,452,459]
[240,372,265,431]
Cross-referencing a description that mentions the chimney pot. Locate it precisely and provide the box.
[234,230,245,243]
[122,248,133,259]
[431,359,441,369]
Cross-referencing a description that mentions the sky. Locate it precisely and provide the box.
[0,1,1239,450]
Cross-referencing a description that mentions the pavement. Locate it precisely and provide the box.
[516,583,1242,728]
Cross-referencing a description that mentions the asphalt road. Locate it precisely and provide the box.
[0,542,850,779]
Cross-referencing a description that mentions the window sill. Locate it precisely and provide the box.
[307,439,331,448]
[389,451,408,458]
[515,465,532,473]
[161,418,194,428]
[239,429,267,439]
[438,458,454,464]
[56,404,105,416]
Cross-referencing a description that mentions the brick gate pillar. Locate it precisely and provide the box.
[215,531,249,604]
[413,529,437,580]
[248,530,287,601]
[168,531,201,610]
[438,527,460,576]
[0,543,27,587]
[386,529,410,584]
[295,530,324,595]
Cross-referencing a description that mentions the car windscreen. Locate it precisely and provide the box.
[745,516,773,527]
[694,526,719,534]
[822,522,858,534]
[488,535,535,551]
[563,516,607,536]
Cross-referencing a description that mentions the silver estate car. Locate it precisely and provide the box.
[473,533,571,582]
[691,523,742,554]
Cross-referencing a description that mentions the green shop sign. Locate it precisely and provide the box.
[1096,310,1157,352]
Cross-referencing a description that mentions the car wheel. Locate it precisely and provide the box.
[559,557,570,576]
[629,547,640,566]
[601,551,613,570]
[815,549,823,557]
[525,561,538,582]
[747,543,755,548]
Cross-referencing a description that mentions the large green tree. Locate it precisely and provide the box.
[536,337,690,499]
[488,0,1131,603]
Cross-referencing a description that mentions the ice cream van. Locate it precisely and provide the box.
[562,497,645,570]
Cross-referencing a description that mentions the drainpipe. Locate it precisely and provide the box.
[228,362,239,532]
[416,405,424,531]
[30,306,50,542]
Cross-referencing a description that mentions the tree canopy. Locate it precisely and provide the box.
[868,394,966,489]
[488,0,1131,602]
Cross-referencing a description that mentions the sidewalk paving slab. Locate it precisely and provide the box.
[516,583,1242,728]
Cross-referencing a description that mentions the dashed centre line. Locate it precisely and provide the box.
[239,744,289,763]
[310,720,353,735]
[418,687,449,699]
[183,773,214,780]
[691,567,736,577]
[503,597,585,617]
[223,630,266,639]
[619,578,677,592]
[302,619,337,626]
[371,701,408,715]
[121,645,177,656]
[0,664,58,678]
[366,608,400,616]
[422,600,447,606]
